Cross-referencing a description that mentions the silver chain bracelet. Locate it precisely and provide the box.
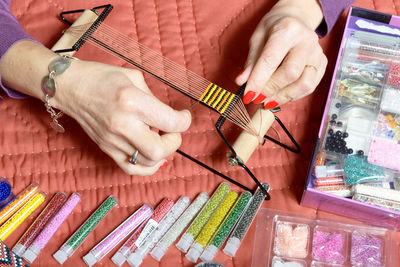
[41,55,77,133]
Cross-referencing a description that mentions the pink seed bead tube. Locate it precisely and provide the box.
[83,204,153,267]
[13,192,67,256]
[22,193,81,264]
[111,198,174,267]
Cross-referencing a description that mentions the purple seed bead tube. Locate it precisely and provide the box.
[82,204,153,267]
[22,192,81,264]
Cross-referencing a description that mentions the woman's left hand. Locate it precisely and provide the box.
[235,0,328,109]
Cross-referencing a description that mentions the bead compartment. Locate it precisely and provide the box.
[250,209,393,267]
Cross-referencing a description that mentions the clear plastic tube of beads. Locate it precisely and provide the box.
[150,192,209,261]
[82,204,153,267]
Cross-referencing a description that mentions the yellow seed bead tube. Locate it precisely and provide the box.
[0,183,40,225]
[0,192,45,241]
[185,191,238,262]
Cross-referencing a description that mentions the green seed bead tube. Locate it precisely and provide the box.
[176,182,230,253]
[186,191,238,263]
[53,195,118,264]
[200,191,252,261]
[223,183,269,257]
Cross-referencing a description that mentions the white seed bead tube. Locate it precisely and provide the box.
[150,192,209,261]
[126,196,190,267]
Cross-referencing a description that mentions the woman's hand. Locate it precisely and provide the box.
[236,0,327,109]
[1,41,190,176]
[55,60,191,176]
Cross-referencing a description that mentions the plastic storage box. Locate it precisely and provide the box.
[301,6,400,230]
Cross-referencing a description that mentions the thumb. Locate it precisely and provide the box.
[139,93,192,133]
[235,23,267,86]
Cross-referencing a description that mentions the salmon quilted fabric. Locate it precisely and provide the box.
[1,0,399,266]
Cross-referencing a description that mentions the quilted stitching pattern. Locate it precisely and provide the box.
[1,0,398,266]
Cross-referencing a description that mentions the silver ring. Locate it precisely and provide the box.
[128,150,139,165]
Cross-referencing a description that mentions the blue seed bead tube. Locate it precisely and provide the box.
[0,177,13,210]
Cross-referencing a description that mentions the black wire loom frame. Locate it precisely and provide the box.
[55,4,301,200]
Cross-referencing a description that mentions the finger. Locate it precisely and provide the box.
[117,88,192,133]
[123,121,183,162]
[235,23,267,86]
[243,31,294,103]
[137,92,192,133]
[110,134,160,167]
[124,68,153,95]
[256,45,310,104]
[273,54,327,105]
[110,146,165,176]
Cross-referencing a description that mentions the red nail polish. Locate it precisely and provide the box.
[243,91,256,104]
[264,101,279,109]
[159,161,167,169]
[253,94,266,104]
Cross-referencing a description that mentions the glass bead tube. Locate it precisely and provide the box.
[53,195,118,264]
[0,183,39,225]
[0,192,45,241]
[176,182,230,253]
[22,193,81,264]
[13,192,67,256]
[186,191,238,263]
[151,192,209,261]
[0,177,13,209]
[111,198,174,267]
[126,196,190,267]
[82,204,153,267]
[200,191,252,261]
[223,183,269,257]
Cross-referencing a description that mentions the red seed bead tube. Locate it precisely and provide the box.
[12,192,67,256]
[111,198,174,266]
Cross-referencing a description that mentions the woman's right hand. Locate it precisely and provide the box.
[55,60,192,176]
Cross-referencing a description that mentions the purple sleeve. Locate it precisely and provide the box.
[316,0,355,37]
[0,0,34,99]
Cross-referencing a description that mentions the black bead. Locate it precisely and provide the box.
[328,129,334,135]
[332,114,338,120]
[343,132,349,138]
[357,150,364,156]
[335,103,342,108]
[337,121,343,127]
[348,148,353,154]
[330,120,336,126]
[335,131,342,137]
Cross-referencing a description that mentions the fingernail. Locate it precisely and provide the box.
[243,91,256,104]
[159,161,167,169]
[253,94,266,104]
[264,101,279,109]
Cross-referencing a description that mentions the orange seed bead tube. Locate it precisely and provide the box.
[0,183,39,225]
[0,192,45,240]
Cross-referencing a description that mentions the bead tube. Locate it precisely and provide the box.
[176,183,230,253]
[200,191,252,261]
[0,177,13,209]
[0,192,45,241]
[223,183,268,257]
[186,191,238,263]
[13,192,67,256]
[23,193,81,263]
[111,198,174,267]
[53,195,118,264]
[151,192,209,261]
[0,183,39,225]
[82,204,153,267]
[127,196,190,267]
